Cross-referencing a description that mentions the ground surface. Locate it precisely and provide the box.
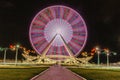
[70,67,120,80]
[0,65,48,80]
[31,65,85,80]
[0,65,120,80]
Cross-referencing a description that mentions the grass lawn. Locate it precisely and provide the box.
[69,68,120,80]
[0,66,48,80]
[1,65,120,80]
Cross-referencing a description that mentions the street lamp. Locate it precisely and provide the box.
[3,48,8,64]
[95,47,100,66]
[15,44,20,65]
[106,49,110,67]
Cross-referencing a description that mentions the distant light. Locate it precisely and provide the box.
[0,47,4,51]
[16,44,20,48]
[95,46,100,50]
[10,44,13,48]
[113,52,117,55]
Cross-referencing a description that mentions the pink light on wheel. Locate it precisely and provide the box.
[29,5,88,57]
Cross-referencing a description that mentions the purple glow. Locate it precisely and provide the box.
[29,5,88,57]
[44,19,73,46]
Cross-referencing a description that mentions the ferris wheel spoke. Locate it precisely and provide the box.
[46,46,52,55]
[58,46,62,55]
[33,20,45,26]
[73,32,86,37]
[63,8,70,20]
[34,39,47,51]
[72,26,85,31]
[72,37,84,43]
[57,47,61,55]
[33,38,46,45]
[70,41,81,50]
[55,47,59,55]
[54,46,59,55]
[43,8,54,20]
[37,42,48,53]
[72,35,85,40]
[68,13,78,24]
[72,20,84,28]
[54,7,61,18]
[32,37,44,43]
[69,39,82,49]
[31,33,44,38]
[61,46,66,55]
[31,32,44,36]
[73,31,86,35]
[32,24,45,30]
[68,43,78,54]
[31,29,44,34]
[72,38,84,47]
[37,14,48,25]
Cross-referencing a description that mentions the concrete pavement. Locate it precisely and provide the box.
[31,65,86,80]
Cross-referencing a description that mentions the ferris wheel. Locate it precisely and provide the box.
[29,5,87,59]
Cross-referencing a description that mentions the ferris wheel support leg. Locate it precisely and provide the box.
[59,34,74,58]
[59,34,79,64]
[41,34,57,57]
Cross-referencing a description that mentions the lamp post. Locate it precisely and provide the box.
[15,44,20,65]
[3,48,8,64]
[96,47,100,66]
[106,49,110,67]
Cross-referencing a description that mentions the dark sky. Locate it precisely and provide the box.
[0,0,120,53]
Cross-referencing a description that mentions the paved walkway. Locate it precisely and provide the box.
[31,65,86,80]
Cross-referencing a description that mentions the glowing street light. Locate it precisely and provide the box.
[95,46,100,66]
[15,44,20,65]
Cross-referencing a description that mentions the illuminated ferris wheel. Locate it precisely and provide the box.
[29,5,87,59]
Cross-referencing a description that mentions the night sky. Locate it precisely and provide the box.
[0,0,120,54]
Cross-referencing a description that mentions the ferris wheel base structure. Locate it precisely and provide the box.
[22,53,93,65]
